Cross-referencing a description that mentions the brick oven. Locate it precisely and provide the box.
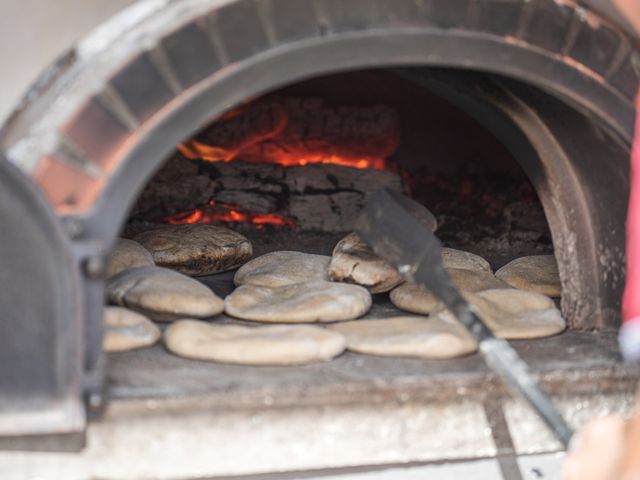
[0,0,638,478]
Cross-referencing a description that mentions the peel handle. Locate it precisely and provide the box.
[450,298,574,448]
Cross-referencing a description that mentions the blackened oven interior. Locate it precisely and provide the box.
[125,69,553,275]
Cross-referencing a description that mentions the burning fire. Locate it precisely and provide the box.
[179,140,388,170]
[178,98,398,171]
[166,200,296,228]
[178,102,288,163]
[167,97,400,227]
[178,141,233,162]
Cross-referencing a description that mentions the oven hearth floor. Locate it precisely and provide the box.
[107,228,633,405]
[107,297,633,406]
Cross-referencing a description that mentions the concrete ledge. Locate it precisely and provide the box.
[0,390,633,480]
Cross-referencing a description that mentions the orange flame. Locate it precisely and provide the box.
[169,98,398,228]
[166,200,296,228]
[179,102,289,163]
[167,209,204,224]
[259,154,388,170]
[179,140,389,170]
[178,141,233,162]
[177,99,396,171]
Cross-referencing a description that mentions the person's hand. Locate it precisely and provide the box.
[563,411,640,480]
[562,416,626,480]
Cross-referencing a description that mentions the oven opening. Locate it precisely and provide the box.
[126,69,553,270]
[105,67,576,379]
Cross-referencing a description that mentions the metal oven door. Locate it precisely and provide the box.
[0,155,93,451]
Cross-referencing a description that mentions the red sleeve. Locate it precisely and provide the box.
[623,93,640,322]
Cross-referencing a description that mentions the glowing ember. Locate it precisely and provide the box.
[167,209,204,224]
[178,97,399,171]
[178,140,388,170]
[166,200,296,228]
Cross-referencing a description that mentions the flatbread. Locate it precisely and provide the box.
[164,319,346,365]
[234,251,330,287]
[434,288,565,339]
[389,283,439,315]
[327,316,477,359]
[107,238,154,278]
[103,306,161,352]
[328,232,402,293]
[495,255,561,297]
[442,248,492,272]
[107,266,224,321]
[134,224,252,276]
[390,268,509,315]
[450,268,510,291]
[225,280,371,323]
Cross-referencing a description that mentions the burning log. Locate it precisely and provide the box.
[179,102,288,162]
[210,162,402,232]
[132,157,403,232]
[214,190,278,214]
[131,153,215,218]
[131,96,403,231]
[179,97,400,170]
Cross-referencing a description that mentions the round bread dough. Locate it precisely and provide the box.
[234,251,330,287]
[450,268,510,291]
[103,306,161,352]
[434,288,565,340]
[327,316,477,359]
[164,319,346,365]
[107,238,154,278]
[390,283,439,315]
[133,224,252,276]
[442,248,491,273]
[107,266,224,321]
[328,232,402,293]
[495,255,561,297]
[225,280,371,323]
[390,268,509,315]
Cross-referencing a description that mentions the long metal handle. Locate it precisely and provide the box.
[452,301,574,448]
[355,189,573,448]
[480,336,573,448]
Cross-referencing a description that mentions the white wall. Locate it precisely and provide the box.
[0,0,134,125]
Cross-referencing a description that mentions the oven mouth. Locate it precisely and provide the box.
[124,67,555,280]
[111,63,623,335]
